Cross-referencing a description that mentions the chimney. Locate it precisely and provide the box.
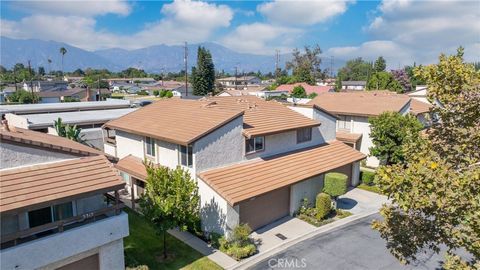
[86,87,91,101]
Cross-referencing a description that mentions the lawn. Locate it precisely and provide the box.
[357,183,384,195]
[124,209,222,270]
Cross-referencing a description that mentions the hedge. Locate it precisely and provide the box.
[315,193,331,219]
[323,172,348,198]
[361,170,376,186]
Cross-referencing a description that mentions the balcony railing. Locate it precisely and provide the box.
[0,203,124,250]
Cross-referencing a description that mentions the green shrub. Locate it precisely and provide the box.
[159,90,167,97]
[315,193,331,219]
[323,172,348,198]
[225,243,256,260]
[361,171,376,186]
[136,90,149,96]
[165,91,173,98]
[153,90,159,97]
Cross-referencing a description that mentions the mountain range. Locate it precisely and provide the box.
[1,37,293,74]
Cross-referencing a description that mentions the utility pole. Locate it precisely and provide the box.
[184,41,188,97]
[13,67,18,92]
[275,49,280,79]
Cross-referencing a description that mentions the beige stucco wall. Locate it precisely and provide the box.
[289,175,325,215]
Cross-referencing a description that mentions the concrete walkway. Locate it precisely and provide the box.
[168,229,237,269]
[337,187,389,215]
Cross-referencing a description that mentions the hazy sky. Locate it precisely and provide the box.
[1,0,479,67]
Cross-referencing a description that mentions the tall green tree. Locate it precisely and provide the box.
[372,48,480,269]
[286,45,323,85]
[140,164,200,258]
[336,58,373,90]
[192,46,215,96]
[374,56,386,72]
[59,47,67,76]
[369,112,423,165]
[367,71,402,92]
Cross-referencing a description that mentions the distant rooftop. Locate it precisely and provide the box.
[0,99,131,115]
[341,81,367,86]
[10,108,136,129]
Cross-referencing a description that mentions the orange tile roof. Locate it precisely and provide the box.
[201,96,321,138]
[104,99,244,145]
[0,126,103,156]
[0,155,124,213]
[276,83,333,94]
[115,155,147,180]
[336,131,363,143]
[198,140,366,205]
[409,99,432,115]
[308,91,411,117]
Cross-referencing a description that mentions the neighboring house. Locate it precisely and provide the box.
[407,85,428,103]
[103,96,365,234]
[341,81,366,91]
[37,88,112,103]
[23,81,69,92]
[217,76,261,90]
[6,108,136,150]
[276,83,334,95]
[0,99,131,115]
[0,125,128,270]
[63,76,84,83]
[107,78,156,86]
[307,91,412,167]
[217,87,288,99]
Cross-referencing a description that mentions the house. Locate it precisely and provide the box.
[0,99,131,115]
[23,81,69,92]
[341,81,366,91]
[37,88,112,103]
[102,96,365,234]
[276,82,334,95]
[217,76,261,90]
[0,125,128,270]
[307,91,419,167]
[107,78,156,86]
[217,87,288,99]
[5,108,136,150]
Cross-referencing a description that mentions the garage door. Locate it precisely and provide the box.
[57,254,99,270]
[239,187,290,230]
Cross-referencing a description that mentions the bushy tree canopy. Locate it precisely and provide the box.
[286,45,323,85]
[374,56,386,72]
[372,48,480,269]
[291,85,307,98]
[367,71,402,92]
[335,58,373,90]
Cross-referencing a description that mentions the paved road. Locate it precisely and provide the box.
[248,214,446,270]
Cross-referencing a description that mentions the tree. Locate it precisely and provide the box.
[336,58,373,90]
[54,117,85,143]
[59,47,67,76]
[38,66,45,76]
[7,90,38,104]
[405,64,426,89]
[369,112,423,165]
[153,89,159,97]
[192,46,215,96]
[374,56,386,72]
[140,164,200,258]
[47,58,52,74]
[286,45,323,85]
[367,71,402,92]
[372,48,480,269]
[291,85,307,98]
[391,69,411,93]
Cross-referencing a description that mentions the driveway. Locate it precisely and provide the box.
[248,213,448,270]
[337,188,389,215]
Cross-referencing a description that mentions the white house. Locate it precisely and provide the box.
[103,97,365,235]
[0,125,128,270]
[307,91,417,167]
[341,81,366,91]
[217,76,262,90]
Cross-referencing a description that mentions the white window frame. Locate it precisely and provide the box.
[245,136,265,154]
[179,145,193,168]
[145,136,156,158]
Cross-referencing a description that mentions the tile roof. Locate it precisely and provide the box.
[0,126,103,156]
[307,91,411,117]
[0,155,124,213]
[336,131,362,143]
[200,96,321,138]
[409,99,432,115]
[115,155,147,180]
[104,99,244,145]
[198,140,366,205]
[276,83,333,95]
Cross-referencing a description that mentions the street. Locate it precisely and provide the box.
[248,214,446,270]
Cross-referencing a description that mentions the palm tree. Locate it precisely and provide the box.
[47,58,52,74]
[59,47,67,76]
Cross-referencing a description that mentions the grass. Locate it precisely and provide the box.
[298,209,352,227]
[357,183,384,195]
[124,208,222,270]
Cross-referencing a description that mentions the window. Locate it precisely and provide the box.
[337,115,352,130]
[245,136,264,154]
[145,136,155,157]
[53,202,73,221]
[105,128,116,145]
[179,145,193,167]
[297,127,312,143]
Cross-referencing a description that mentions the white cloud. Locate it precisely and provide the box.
[220,23,301,55]
[328,0,480,67]
[0,0,233,50]
[257,0,353,26]
[10,0,132,17]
